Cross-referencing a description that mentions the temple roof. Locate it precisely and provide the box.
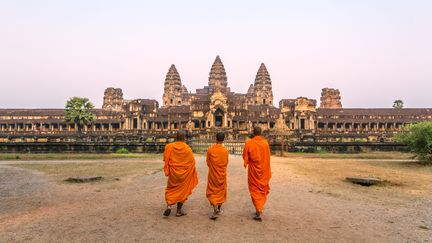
[254,63,271,86]
[164,64,182,86]
[317,108,432,117]
[208,55,228,89]
[0,109,122,117]
[181,85,188,93]
[247,84,254,94]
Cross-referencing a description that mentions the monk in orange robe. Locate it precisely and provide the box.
[206,132,229,219]
[243,126,271,221]
[163,131,198,217]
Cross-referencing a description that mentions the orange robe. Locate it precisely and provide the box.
[163,141,198,205]
[206,144,229,206]
[243,136,271,212]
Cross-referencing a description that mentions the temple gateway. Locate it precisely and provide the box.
[1,56,432,142]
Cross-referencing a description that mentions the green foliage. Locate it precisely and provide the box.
[116,148,129,154]
[393,99,404,109]
[395,122,432,164]
[64,97,96,131]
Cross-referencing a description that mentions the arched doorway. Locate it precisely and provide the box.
[214,108,224,127]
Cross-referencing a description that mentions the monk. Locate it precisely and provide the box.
[206,132,229,219]
[163,131,198,217]
[242,126,271,221]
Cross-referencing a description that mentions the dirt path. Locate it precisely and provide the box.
[0,156,431,242]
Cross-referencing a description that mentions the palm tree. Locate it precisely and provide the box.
[393,100,404,109]
[64,97,96,132]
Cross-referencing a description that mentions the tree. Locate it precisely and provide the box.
[64,97,96,132]
[393,99,404,109]
[395,122,432,164]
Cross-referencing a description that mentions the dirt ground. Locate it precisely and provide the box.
[0,155,431,242]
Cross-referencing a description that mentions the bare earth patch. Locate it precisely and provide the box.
[0,153,431,242]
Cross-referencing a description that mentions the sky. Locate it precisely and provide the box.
[0,0,431,109]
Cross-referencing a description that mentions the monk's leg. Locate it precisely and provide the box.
[176,202,186,217]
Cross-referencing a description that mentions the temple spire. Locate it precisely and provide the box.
[208,55,228,91]
[252,63,273,105]
[163,64,183,106]
[165,64,181,86]
[254,63,271,86]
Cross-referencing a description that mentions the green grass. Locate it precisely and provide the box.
[0,153,162,161]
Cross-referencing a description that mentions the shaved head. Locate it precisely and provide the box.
[176,130,186,141]
[253,126,262,137]
[216,132,225,142]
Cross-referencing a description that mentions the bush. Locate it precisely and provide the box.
[116,148,129,154]
[395,122,432,164]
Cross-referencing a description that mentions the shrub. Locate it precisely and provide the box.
[116,148,129,154]
[395,122,432,164]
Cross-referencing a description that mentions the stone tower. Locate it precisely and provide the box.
[102,87,124,111]
[253,63,273,105]
[320,88,342,109]
[162,64,183,106]
[208,56,228,93]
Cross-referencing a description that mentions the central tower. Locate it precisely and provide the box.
[208,55,228,93]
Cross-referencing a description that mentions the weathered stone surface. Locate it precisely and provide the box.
[320,88,342,109]
[346,177,383,186]
[163,64,184,106]
[251,63,273,105]
[65,176,103,183]
[208,55,228,91]
[102,87,124,111]
[1,55,432,144]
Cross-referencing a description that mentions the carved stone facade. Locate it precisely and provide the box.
[251,63,273,105]
[162,65,185,106]
[1,56,432,143]
[320,88,342,109]
[102,88,124,111]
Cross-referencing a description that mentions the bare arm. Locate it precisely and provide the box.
[242,142,249,168]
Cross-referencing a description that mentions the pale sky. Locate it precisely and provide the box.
[0,0,431,109]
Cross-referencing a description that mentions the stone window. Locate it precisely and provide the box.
[133,118,138,129]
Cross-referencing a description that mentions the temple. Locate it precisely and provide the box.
[1,56,432,142]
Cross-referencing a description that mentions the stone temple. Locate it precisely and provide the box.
[1,56,432,143]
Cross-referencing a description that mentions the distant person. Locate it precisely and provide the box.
[163,131,198,217]
[242,126,271,221]
[206,132,229,219]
